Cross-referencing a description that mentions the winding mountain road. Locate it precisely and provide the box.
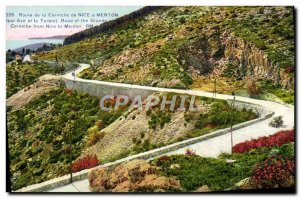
[46,64,294,192]
[19,64,294,192]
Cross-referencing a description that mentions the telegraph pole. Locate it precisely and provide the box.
[69,127,73,183]
[230,92,236,155]
[213,77,217,98]
[90,59,94,71]
[72,68,76,82]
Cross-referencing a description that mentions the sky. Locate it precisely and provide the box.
[6,6,142,40]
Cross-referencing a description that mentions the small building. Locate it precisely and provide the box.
[22,54,32,63]
[15,54,22,61]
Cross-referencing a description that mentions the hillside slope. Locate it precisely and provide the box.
[6,74,61,110]
[36,6,294,92]
[80,94,257,163]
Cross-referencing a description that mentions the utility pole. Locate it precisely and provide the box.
[230,92,236,155]
[213,77,217,98]
[69,126,73,183]
[90,59,94,71]
[72,68,76,82]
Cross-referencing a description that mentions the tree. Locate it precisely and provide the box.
[26,49,31,55]
[245,76,262,97]
[42,44,47,51]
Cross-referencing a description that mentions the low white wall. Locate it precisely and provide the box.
[64,78,156,99]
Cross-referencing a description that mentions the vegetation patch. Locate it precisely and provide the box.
[153,142,294,191]
[184,100,257,139]
[71,155,99,173]
[8,86,127,190]
[6,61,63,98]
[251,155,294,189]
[233,129,294,153]
[257,79,294,104]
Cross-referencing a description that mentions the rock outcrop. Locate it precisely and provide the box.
[195,185,210,192]
[220,32,293,89]
[88,159,181,192]
[178,31,293,89]
[233,177,255,190]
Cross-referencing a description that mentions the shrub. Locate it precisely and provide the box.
[71,155,99,173]
[95,120,105,129]
[85,131,105,147]
[185,149,197,156]
[251,155,295,188]
[148,110,172,130]
[85,126,103,147]
[184,112,194,122]
[64,88,73,95]
[154,142,294,191]
[158,155,171,161]
[132,137,137,143]
[277,142,294,159]
[6,62,59,97]
[269,116,284,128]
[233,129,294,153]
[156,155,171,166]
[245,76,262,97]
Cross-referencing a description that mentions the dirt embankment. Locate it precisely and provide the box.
[6,74,62,110]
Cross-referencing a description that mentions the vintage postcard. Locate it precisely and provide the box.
[6,5,295,193]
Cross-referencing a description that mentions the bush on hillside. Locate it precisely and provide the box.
[251,155,295,188]
[233,129,294,153]
[269,116,284,128]
[85,126,105,147]
[245,76,262,97]
[71,155,99,173]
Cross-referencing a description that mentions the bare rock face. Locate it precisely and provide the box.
[88,159,181,192]
[177,30,293,90]
[138,174,181,191]
[178,37,222,76]
[88,167,110,192]
[233,177,254,190]
[195,185,210,192]
[108,159,155,188]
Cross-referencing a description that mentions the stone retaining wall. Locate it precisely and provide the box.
[64,78,157,99]
[227,99,270,117]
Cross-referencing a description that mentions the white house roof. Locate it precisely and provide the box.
[22,55,32,62]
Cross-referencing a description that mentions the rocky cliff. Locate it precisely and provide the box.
[179,31,294,89]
